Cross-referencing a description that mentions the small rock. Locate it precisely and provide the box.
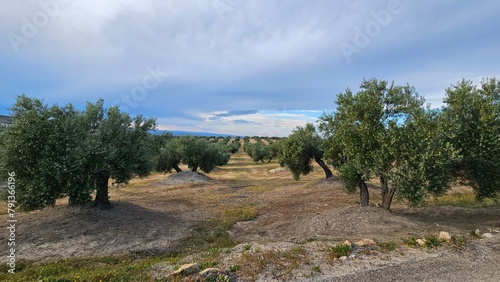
[439,231,452,242]
[339,256,348,261]
[355,239,377,247]
[416,239,426,246]
[349,254,356,259]
[475,229,481,236]
[482,233,493,238]
[171,263,200,276]
[344,240,352,247]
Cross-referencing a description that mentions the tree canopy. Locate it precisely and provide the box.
[277,123,333,180]
[0,95,156,210]
[319,78,454,209]
[443,78,500,200]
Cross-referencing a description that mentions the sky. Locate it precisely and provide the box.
[1,0,499,136]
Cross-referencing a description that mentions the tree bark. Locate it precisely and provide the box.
[173,164,182,173]
[380,175,396,210]
[68,196,76,207]
[383,188,396,210]
[94,171,112,209]
[315,157,333,179]
[191,165,198,172]
[358,180,369,207]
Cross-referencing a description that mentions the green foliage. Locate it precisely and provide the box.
[177,136,231,173]
[0,95,156,210]
[229,264,241,272]
[229,140,241,154]
[376,241,398,252]
[389,108,455,206]
[319,78,453,208]
[155,138,182,173]
[248,141,270,163]
[423,235,442,248]
[443,78,500,200]
[278,123,331,180]
[328,243,352,258]
[311,265,322,273]
[337,163,360,194]
[402,237,419,247]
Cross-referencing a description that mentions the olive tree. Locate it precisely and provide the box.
[278,123,333,180]
[443,78,500,200]
[155,138,183,173]
[176,136,231,173]
[1,96,156,210]
[245,141,270,163]
[320,78,453,209]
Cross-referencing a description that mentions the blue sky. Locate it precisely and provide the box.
[1,0,499,136]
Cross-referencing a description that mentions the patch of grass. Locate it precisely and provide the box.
[243,244,252,251]
[229,264,241,272]
[0,254,179,282]
[454,236,469,247]
[311,265,321,273]
[430,193,495,208]
[376,241,398,252]
[234,247,309,281]
[423,235,442,248]
[177,219,235,254]
[402,237,420,247]
[199,247,225,269]
[328,243,352,260]
[221,205,258,225]
[177,206,259,255]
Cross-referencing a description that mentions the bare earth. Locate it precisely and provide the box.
[1,151,499,281]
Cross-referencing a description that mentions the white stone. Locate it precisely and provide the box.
[439,231,452,242]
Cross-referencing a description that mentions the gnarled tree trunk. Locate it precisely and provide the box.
[380,175,396,210]
[94,171,112,209]
[358,180,369,207]
[191,165,198,172]
[315,156,333,179]
[173,164,182,173]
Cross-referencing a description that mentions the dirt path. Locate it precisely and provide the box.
[322,237,500,282]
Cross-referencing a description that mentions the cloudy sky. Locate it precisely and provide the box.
[1,0,499,136]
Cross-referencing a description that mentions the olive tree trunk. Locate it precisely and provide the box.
[315,156,333,179]
[358,180,369,207]
[380,175,396,210]
[94,171,112,209]
[173,164,182,173]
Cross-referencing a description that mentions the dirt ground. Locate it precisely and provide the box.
[1,150,499,280]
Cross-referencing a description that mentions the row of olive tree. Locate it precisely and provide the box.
[244,140,271,163]
[155,136,232,173]
[278,78,499,210]
[0,95,156,210]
